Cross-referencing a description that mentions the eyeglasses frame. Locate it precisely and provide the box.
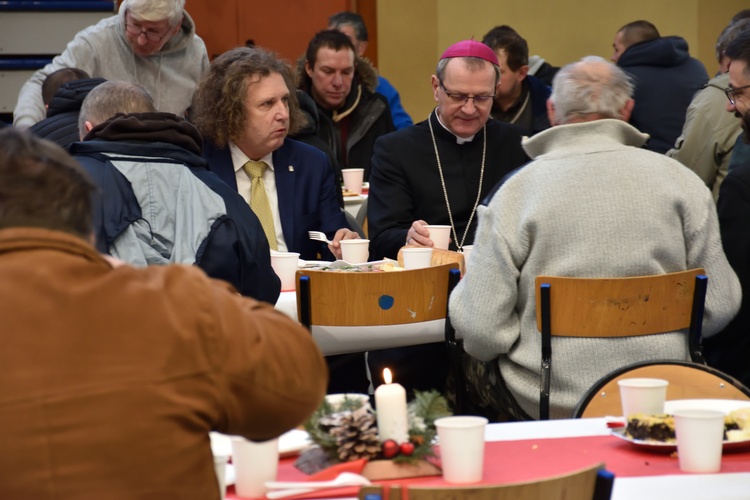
[438,79,496,107]
[725,83,750,106]
[124,13,173,43]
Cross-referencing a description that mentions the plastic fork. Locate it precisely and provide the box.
[308,231,332,245]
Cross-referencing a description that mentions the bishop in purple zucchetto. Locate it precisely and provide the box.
[440,39,499,66]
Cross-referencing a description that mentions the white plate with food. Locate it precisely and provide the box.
[610,427,750,453]
[343,194,367,203]
[664,399,750,414]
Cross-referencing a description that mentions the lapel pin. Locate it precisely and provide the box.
[288,165,294,172]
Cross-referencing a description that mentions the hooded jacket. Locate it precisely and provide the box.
[667,73,742,200]
[28,77,107,148]
[297,56,395,181]
[617,36,708,154]
[13,3,209,128]
[69,112,280,303]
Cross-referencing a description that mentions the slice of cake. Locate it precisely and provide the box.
[625,414,675,442]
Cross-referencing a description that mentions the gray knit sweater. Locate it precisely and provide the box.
[13,8,209,129]
[449,119,741,419]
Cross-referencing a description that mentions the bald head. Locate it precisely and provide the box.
[78,80,156,139]
[548,56,634,125]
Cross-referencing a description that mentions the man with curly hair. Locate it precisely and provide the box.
[193,47,359,263]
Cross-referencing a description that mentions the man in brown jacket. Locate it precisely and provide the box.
[0,128,328,498]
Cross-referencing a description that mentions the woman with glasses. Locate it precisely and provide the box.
[13,0,209,130]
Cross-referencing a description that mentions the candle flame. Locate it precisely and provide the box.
[383,368,393,384]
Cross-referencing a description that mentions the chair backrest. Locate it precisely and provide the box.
[358,463,613,500]
[297,263,458,327]
[535,269,708,420]
[574,360,750,418]
[297,263,460,356]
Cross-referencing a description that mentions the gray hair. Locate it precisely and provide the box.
[120,0,185,26]
[79,81,156,138]
[717,19,750,62]
[436,57,501,86]
[550,56,633,124]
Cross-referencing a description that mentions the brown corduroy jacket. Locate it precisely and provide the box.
[0,227,328,499]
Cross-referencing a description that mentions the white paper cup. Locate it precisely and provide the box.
[674,409,725,473]
[213,454,229,500]
[461,245,474,265]
[270,252,300,292]
[435,416,488,484]
[231,437,279,499]
[340,239,370,264]
[618,378,668,417]
[402,247,433,269]
[425,225,451,250]
[341,168,364,194]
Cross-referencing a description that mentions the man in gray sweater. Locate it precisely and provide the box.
[13,0,208,129]
[450,56,741,420]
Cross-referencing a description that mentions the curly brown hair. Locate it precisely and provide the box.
[191,47,306,148]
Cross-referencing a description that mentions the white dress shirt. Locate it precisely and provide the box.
[229,142,288,251]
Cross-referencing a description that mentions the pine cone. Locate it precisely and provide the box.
[329,406,382,462]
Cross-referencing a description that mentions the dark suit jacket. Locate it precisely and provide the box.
[705,165,750,386]
[203,138,349,260]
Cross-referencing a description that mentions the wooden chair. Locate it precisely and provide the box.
[536,269,708,420]
[358,463,614,500]
[297,263,460,355]
[573,360,750,418]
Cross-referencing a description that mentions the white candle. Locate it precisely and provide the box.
[375,368,409,443]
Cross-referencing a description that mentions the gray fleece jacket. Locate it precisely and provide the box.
[13,5,208,128]
[449,119,741,419]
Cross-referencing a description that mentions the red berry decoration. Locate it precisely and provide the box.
[382,439,399,459]
[399,441,415,456]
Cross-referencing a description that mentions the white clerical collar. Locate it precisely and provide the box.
[435,108,476,144]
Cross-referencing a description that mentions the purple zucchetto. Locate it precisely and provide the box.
[440,39,499,66]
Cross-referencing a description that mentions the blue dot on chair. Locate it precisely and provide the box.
[379,295,394,310]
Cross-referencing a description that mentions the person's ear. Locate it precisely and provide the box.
[546,99,557,125]
[305,61,314,79]
[85,121,94,133]
[518,64,529,80]
[431,75,440,102]
[357,40,368,58]
[620,98,635,122]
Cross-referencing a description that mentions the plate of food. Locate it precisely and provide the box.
[611,407,750,453]
[343,193,366,202]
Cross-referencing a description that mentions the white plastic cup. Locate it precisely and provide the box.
[618,378,669,417]
[461,245,474,265]
[435,416,488,484]
[341,168,365,194]
[213,454,229,500]
[231,437,279,499]
[340,239,370,264]
[674,409,725,473]
[424,225,451,250]
[270,252,300,292]
[402,247,433,269]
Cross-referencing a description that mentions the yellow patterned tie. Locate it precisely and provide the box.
[243,160,278,250]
